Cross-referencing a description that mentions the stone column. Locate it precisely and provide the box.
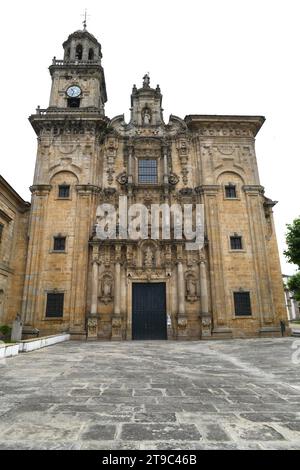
[199,260,212,337]
[114,261,121,316]
[128,146,133,184]
[177,262,185,315]
[163,151,169,185]
[21,185,51,326]
[90,261,99,315]
[127,145,133,199]
[177,260,188,339]
[112,256,122,341]
[87,260,99,341]
[128,153,132,182]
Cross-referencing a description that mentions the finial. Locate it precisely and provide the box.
[81,9,90,31]
[143,73,150,88]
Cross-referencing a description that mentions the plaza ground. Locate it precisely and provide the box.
[0,338,300,450]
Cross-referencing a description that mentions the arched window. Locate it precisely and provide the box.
[88,48,94,60]
[75,44,83,60]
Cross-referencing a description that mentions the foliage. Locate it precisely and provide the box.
[287,271,300,302]
[284,217,300,267]
[0,324,12,338]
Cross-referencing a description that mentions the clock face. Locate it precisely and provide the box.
[66,85,81,98]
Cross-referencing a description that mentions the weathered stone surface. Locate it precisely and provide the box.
[0,29,288,342]
[121,423,201,441]
[0,338,300,449]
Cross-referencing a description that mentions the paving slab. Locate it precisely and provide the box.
[0,338,300,449]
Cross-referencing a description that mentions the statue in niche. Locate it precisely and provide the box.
[186,276,197,301]
[103,279,112,297]
[144,246,154,267]
[142,107,151,125]
[99,273,114,304]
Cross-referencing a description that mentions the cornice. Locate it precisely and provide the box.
[242,185,265,195]
[30,184,52,195]
[185,115,265,137]
[195,185,220,195]
[0,175,31,210]
[75,184,101,195]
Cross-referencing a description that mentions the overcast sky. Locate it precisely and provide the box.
[1,0,299,274]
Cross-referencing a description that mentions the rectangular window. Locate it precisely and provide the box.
[45,293,64,318]
[234,292,252,316]
[225,185,237,198]
[53,236,66,251]
[138,159,157,184]
[230,236,242,250]
[58,185,70,198]
[0,223,3,244]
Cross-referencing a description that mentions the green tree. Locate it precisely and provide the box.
[284,217,300,304]
[284,217,300,267]
[287,272,300,302]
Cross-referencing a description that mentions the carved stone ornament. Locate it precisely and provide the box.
[144,246,154,268]
[168,173,179,185]
[177,316,187,328]
[176,138,190,184]
[87,318,98,338]
[116,171,128,185]
[112,317,122,328]
[103,187,116,197]
[179,187,193,196]
[201,314,212,337]
[202,317,211,327]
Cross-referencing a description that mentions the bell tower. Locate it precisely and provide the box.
[48,29,107,113]
[22,27,108,338]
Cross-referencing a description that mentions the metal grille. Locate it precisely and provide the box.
[53,237,66,251]
[132,283,167,340]
[58,185,70,198]
[225,185,237,198]
[46,293,64,318]
[234,292,252,316]
[138,159,157,184]
[230,236,242,250]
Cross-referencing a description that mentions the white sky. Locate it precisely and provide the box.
[0,0,299,274]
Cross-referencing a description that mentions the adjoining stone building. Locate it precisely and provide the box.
[1,27,288,340]
[0,176,30,325]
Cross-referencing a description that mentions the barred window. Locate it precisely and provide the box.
[58,185,70,198]
[138,159,157,184]
[46,293,64,318]
[230,236,242,250]
[234,292,252,316]
[225,185,237,198]
[53,236,66,251]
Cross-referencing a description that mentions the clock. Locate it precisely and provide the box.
[66,85,81,98]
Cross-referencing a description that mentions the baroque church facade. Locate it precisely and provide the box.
[0,27,288,340]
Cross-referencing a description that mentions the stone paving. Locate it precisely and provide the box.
[0,338,300,450]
